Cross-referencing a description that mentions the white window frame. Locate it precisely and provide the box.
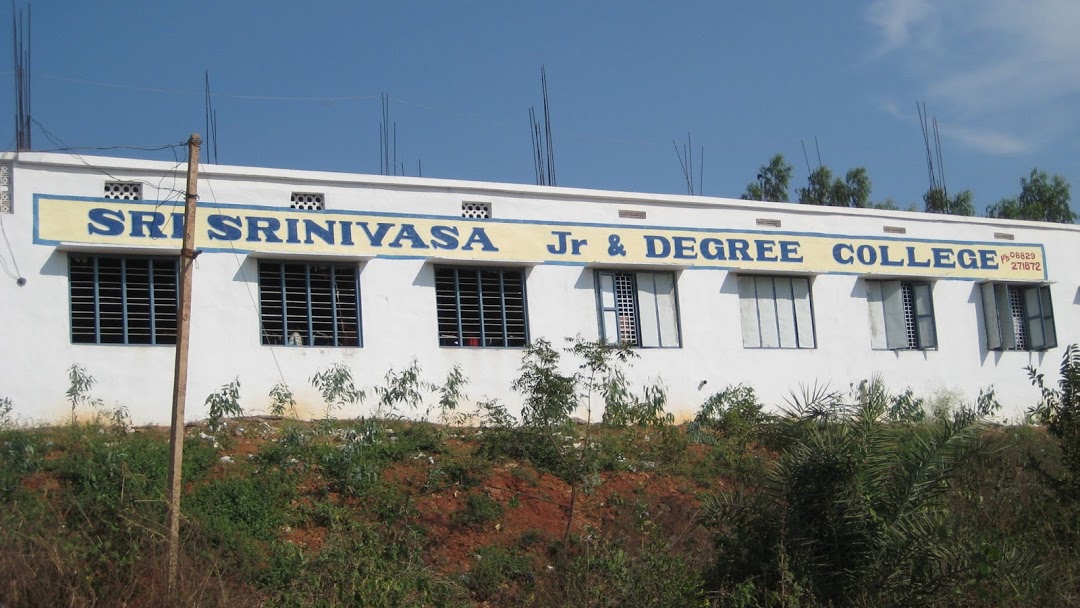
[737,275,816,349]
[595,270,681,348]
[866,280,937,351]
[980,282,1056,351]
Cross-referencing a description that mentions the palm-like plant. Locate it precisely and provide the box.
[704,378,1022,606]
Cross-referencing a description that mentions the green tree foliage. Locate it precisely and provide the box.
[987,168,1075,223]
[797,165,872,208]
[1028,345,1080,508]
[924,187,975,216]
[742,154,794,202]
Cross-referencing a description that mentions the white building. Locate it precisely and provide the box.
[0,152,1074,424]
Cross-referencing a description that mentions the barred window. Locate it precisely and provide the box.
[980,283,1056,351]
[595,270,680,348]
[257,261,362,347]
[69,255,178,345]
[866,280,936,350]
[435,266,528,347]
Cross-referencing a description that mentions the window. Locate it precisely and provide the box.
[737,275,816,349]
[980,283,1056,351]
[435,266,527,347]
[866,280,936,350]
[257,261,361,347]
[69,255,178,344]
[595,271,680,348]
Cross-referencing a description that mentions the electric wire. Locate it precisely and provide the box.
[201,175,291,399]
[32,118,189,201]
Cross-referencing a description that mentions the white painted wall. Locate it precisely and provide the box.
[1,152,1077,425]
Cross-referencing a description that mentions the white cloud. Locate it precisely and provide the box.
[939,125,1030,156]
[866,0,1080,155]
[865,0,933,56]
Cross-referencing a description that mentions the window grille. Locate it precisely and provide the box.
[434,266,527,347]
[613,274,638,345]
[69,255,178,344]
[901,283,918,349]
[461,202,491,219]
[257,261,361,347]
[980,283,1055,351]
[595,270,680,348]
[866,280,936,351]
[290,192,325,211]
[1007,286,1028,350]
[104,181,142,200]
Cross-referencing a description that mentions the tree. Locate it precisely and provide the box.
[986,168,1075,223]
[797,165,872,208]
[923,187,975,216]
[741,154,793,202]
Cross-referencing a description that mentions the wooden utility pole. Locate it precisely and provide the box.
[167,133,201,595]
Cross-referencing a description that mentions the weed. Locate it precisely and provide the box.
[268,382,296,418]
[205,378,243,431]
[310,362,365,420]
[375,358,433,419]
[456,492,503,527]
[66,363,103,424]
[468,544,534,602]
[438,364,469,424]
[0,396,13,429]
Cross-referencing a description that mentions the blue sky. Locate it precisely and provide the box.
[2,1,1078,214]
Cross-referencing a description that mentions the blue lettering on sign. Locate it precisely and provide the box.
[73,204,1035,276]
[431,225,459,249]
[389,224,428,249]
[701,238,726,260]
[644,235,671,258]
[833,243,854,265]
[672,236,696,259]
[461,227,498,251]
[129,211,167,239]
[548,231,590,255]
[957,249,978,269]
[779,241,803,262]
[87,208,125,236]
[207,214,242,241]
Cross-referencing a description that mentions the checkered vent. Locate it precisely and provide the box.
[462,202,491,219]
[104,181,142,200]
[290,192,325,211]
[901,283,918,349]
[1008,286,1028,350]
[613,273,638,345]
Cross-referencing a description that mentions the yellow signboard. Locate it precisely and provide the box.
[34,195,1048,281]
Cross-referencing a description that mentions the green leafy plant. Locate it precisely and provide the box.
[703,379,1016,606]
[66,363,103,424]
[1028,345,1080,504]
[437,363,468,424]
[455,492,503,527]
[206,378,243,431]
[310,363,365,420]
[268,382,296,418]
[0,396,13,429]
[374,358,433,419]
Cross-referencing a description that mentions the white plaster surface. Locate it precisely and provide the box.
[1,152,1077,425]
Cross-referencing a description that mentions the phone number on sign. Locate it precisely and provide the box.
[999,251,1038,263]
